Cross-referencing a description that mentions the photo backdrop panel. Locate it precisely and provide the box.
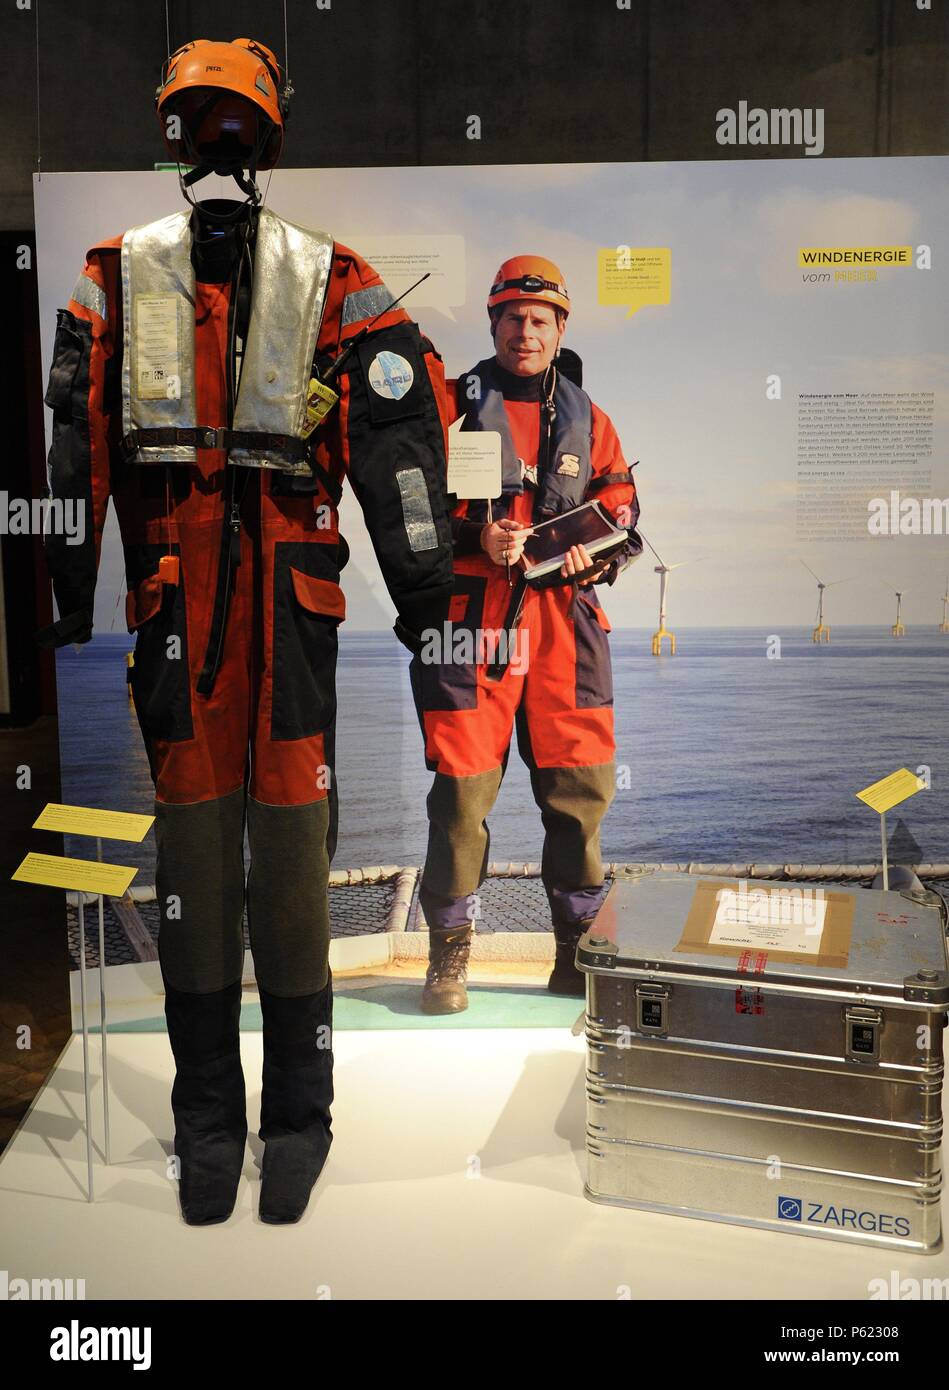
[34,158,949,894]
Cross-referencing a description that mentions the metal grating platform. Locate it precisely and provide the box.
[65,867,949,971]
[67,881,398,970]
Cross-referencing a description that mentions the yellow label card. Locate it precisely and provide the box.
[33,803,154,842]
[13,853,137,897]
[855,768,925,815]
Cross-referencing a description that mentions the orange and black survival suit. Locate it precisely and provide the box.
[40,205,453,1222]
[410,354,640,989]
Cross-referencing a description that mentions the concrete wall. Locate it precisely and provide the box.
[1,0,946,231]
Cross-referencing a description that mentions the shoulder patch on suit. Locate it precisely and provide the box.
[368,351,415,400]
[355,326,426,426]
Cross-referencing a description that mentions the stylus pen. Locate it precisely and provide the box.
[487,497,512,586]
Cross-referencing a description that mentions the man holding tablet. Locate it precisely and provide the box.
[411,256,642,1012]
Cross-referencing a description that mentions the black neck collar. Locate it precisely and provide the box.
[190,201,256,283]
[488,358,555,401]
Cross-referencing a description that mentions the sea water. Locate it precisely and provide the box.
[55,628,949,879]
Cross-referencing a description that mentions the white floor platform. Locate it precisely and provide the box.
[0,1028,944,1301]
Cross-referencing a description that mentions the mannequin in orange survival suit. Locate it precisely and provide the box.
[410,257,641,1013]
[38,39,454,1224]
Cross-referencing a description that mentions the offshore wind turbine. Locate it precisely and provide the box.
[641,535,699,656]
[800,560,846,644]
[940,577,949,634]
[891,588,907,638]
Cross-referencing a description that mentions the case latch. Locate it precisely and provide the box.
[845,1005,883,1061]
[636,982,670,1035]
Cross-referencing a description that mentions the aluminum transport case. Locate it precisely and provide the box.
[578,870,948,1252]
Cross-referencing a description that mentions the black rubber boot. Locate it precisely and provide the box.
[547,920,591,998]
[163,980,248,1225]
[421,926,473,1015]
[258,977,334,1224]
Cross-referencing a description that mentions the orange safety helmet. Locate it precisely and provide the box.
[156,37,290,172]
[487,255,571,317]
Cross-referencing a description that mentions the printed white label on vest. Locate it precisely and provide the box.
[447,420,502,499]
[134,294,180,401]
[367,351,414,400]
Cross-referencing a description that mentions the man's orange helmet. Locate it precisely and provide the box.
[156,37,290,172]
[487,255,571,316]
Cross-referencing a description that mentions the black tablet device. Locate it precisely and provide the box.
[521,501,629,587]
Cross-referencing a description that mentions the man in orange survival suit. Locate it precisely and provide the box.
[411,256,641,1013]
[39,38,453,1224]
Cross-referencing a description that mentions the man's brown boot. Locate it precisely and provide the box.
[421,926,473,1015]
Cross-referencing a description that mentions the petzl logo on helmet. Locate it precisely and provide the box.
[368,352,414,401]
[778,1196,802,1221]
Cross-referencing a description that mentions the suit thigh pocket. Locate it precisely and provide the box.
[416,572,487,712]
[124,542,194,742]
[272,542,345,740]
[573,590,614,709]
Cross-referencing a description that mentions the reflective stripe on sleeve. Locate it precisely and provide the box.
[396,467,438,552]
[340,283,395,329]
[70,273,108,323]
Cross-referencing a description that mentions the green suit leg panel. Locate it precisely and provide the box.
[155,788,247,994]
[529,760,616,893]
[421,766,505,900]
[245,795,332,997]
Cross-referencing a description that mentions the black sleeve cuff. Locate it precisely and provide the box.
[451,518,485,556]
[392,618,423,655]
[393,589,453,653]
[36,609,93,649]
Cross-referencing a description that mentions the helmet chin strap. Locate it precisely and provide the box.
[174,102,272,224]
[177,160,262,224]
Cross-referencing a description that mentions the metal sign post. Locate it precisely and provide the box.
[13,804,154,1201]
[96,837,112,1165]
[76,894,95,1200]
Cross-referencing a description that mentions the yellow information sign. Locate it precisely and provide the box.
[597,246,671,318]
[855,768,925,815]
[33,803,154,842]
[13,852,137,897]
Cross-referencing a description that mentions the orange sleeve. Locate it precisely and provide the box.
[65,246,121,565]
[315,244,455,647]
[40,240,121,645]
[590,401,639,531]
[317,242,411,355]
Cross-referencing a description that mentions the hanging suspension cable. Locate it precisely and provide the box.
[34,0,41,177]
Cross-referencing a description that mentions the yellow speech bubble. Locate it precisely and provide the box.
[598,246,671,318]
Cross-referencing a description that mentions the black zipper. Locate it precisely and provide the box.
[196,479,241,696]
[196,244,246,698]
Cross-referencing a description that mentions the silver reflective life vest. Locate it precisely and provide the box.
[120,207,334,475]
